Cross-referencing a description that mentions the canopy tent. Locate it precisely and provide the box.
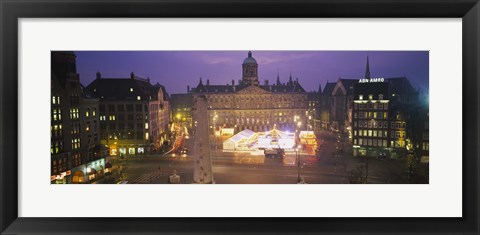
[222,129,256,150]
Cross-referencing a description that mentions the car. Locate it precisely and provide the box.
[180,148,188,154]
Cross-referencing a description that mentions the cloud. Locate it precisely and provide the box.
[256,53,314,65]
[201,55,236,64]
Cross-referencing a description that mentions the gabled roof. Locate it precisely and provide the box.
[85,77,158,101]
[323,82,336,96]
[153,83,169,101]
[226,129,256,143]
[337,79,357,95]
[190,81,306,94]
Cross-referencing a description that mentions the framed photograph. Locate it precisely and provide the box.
[1,0,478,234]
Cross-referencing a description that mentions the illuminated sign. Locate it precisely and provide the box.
[359,78,385,83]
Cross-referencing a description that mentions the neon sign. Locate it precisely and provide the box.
[359,78,385,83]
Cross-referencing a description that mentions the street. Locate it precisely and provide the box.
[99,131,426,184]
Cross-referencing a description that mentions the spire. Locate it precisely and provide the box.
[318,83,322,93]
[365,55,371,79]
[199,77,203,85]
[289,72,293,83]
[276,69,281,85]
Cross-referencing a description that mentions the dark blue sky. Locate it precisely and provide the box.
[75,51,429,94]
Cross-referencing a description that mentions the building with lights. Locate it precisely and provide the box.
[351,57,420,158]
[170,93,194,130]
[84,73,170,156]
[189,51,309,134]
[306,88,321,133]
[51,51,109,184]
[318,81,336,129]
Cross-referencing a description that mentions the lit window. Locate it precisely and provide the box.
[379,94,384,100]
[86,111,89,117]
[359,95,363,100]
[145,133,149,140]
[52,96,56,104]
[130,88,134,92]
[369,94,373,100]
[137,96,141,100]
[145,123,149,129]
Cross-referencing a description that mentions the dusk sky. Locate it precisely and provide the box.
[75,51,429,94]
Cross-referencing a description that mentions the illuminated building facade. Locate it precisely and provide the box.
[51,51,109,184]
[170,93,194,130]
[190,51,308,134]
[306,88,321,133]
[352,77,419,158]
[318,82,335,129]
[85,73,170,156]
[331,79,355,132]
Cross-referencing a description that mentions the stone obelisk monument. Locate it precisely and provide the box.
[192,95,214,184]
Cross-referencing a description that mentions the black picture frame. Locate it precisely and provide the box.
[1,0,479,234]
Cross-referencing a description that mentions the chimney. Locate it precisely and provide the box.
[207,79,210,86]
[96,71,101,79]
[264,80,269,85]
[232,79,235,86]
[187,85,190,92]
[130,72,135,79]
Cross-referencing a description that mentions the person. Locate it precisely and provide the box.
[168,170,180,184]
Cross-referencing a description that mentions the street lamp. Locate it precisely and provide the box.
[213,114,218,158]
[296,146,302,183]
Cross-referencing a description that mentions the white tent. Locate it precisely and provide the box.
[222,129,255,150]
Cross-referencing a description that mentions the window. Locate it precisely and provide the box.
[354,103,358,110]
[137,96,141,101]
[368,94,373,100]
[379,94,384,100]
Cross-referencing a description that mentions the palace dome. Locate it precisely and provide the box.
[242,51,257,64]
